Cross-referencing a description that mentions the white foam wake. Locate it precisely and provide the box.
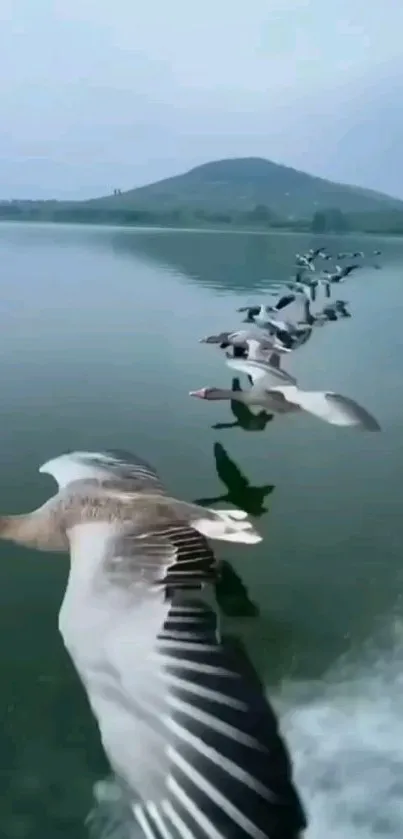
[87,619,403,839]
[278,618,403,838]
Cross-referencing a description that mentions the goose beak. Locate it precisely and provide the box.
[189,388,207,399]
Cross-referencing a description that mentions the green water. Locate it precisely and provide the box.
[1,222,403,838]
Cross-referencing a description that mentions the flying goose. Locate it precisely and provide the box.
[200,329,291,359]
[294,253,315,272]
[0,450,261,551]
[298,298,338,326]
[235,341,297,386]
[3,449,310,839]
[323,264,360,284]
[307,247,327,260]
[190,355,381,430]
[211,378,274,432]
[0,453,313,830]
[237,296,297,327]
[255,310,313,349]
[322,300,351,319]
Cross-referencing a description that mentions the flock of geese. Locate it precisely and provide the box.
[192,246,381,432]
[4,246,382,839]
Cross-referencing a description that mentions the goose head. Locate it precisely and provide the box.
[189,387,231,401]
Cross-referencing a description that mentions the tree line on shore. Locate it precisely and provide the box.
[1,199,403,235]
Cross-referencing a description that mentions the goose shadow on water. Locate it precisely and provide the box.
[211,377,274,432]
[193,440,275,618]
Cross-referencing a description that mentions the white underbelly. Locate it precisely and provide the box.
[59,583,168,801]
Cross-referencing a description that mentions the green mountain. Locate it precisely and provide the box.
[86,157,403,218]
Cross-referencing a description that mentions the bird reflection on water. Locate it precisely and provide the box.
[194,440,275,619]
[194,440,275,517]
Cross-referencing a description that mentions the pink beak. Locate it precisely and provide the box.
[189,388,207,399]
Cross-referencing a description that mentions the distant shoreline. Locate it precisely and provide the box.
[0,217,399,239]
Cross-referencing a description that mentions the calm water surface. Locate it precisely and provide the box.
[0,222,403,838]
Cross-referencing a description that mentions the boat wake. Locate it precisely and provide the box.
[87,618,403,839]
[280,617,403,838]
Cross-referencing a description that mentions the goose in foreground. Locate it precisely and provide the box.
[190,359,381,430]
[0,450,261,550]
[6,450,308,839]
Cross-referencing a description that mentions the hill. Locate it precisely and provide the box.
[85,157,403,218]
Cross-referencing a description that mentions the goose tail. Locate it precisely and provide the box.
[193,506,262,544]
[169,499,262,544]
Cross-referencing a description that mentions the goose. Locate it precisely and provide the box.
[298,298,338,326]
[262,316,313,351]
[322,300,351,319]
[240,337,293,367]
[238,340,297,385]
[200,329,291,359]
[219,339,295,387]
[190,358,381,430]
[0,450,261,551]
[295,249,326,271]
[307,247,327,260]
[323,264,360,284]
[211,377,274,432]
[242,307,288,330]
[295,253,315,272]
[237,294,297,327]
[0,451,311,839]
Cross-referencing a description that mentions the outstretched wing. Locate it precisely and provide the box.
[341,264,360,278]
[273,293,296,312]
[39,449,166,494]
[64,520,307,839]
[273,386,380,429]
[226,357,297,389]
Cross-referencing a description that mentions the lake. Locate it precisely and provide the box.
[0,221,402,838]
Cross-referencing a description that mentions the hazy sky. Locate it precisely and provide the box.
[1,0,403,199]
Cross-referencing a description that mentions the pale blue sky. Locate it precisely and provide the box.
[1,0,402,199]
